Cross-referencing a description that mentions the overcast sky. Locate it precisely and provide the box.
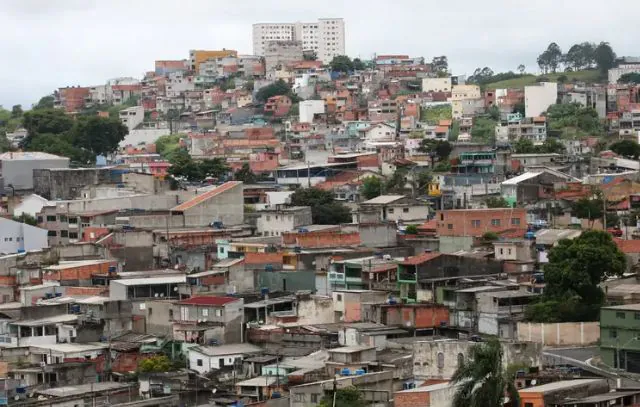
[2,0,640,108]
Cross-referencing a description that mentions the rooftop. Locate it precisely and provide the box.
[36,382,129,398]
[171,181,242,212]
[603,303,640,311]
[361,195,406,205]
[0,152,68,160]
[400,251,440,266]
[235,376,278,387]
[178,296,239,306]
[44,260,114,271]
[244,295,296,309]
[30,343,109,354]
[111,276,186,286]
[518,379,604,393]
[11,314,78,327]
[190,343,262,357]
[327,345,375,354]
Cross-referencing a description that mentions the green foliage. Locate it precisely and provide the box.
[329,55,354,73]
[594,42,617,75]
[70,116,128,156]
[420,105,452,124]
[234,163,258,183]
[564,42,595,71]
[452,339,520,407]
[572,196,603,225]
[405,225,419,235]
[28,133,93,164]
[33,95,55,110]
[514,138,536,154]
[155,133,184,159]
[449,120,460,141]
[610,140,640,159]
[168,150,230,182]
[138,355,172,373]
[545,103,603,138]
[352,58,366,71]
[471,117,497,142]
[319,386,366,407]
[360,176,382,200]
[482,231,500,241]
[618,72,640,84]
[487,105,501,121]
[418,139,452,162]
[433,161,451,173]
[303,51,317,61]
[412,170,433,194]
[384,169,407,194]
[22,108,74,146]
[255,79,293,102]
[537,42,563,74]
[485,196,510,208]
[485,70,600,89]
[219,77,236,92]
[12,213,38,226]
[431,56,449,75]
[467,67,496,85]
[290,187,352,224]
[525,230,626,322]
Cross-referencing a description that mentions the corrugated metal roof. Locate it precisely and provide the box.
[111,276,186,286]
[361,195,406,205]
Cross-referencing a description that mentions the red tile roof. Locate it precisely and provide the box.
[401,252,441,266]
[178,296,238,306]
[171,181,241,212]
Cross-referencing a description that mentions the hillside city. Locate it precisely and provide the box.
[3,16,640,407]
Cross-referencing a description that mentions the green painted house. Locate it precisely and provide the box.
[600,303,640,372]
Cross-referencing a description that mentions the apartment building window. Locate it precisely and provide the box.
[197,359,203,366]
[202,309,208,317]
[610,329,618,339]
[215,309,222,317]
[69,232,78,239]
[59,215,67,223]
[60,231,68,238]
[491,219,501,226]
[471,220,481,228]
[403,208,409,213]
[46,215,57,222]
[635,312,640,320]
[37,216,43,224]
[616,312,626,319]
[47,231,57,237]
[447,224,453,230]
[511,218,521,226]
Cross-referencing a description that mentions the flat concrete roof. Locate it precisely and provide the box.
[518,379,604,393]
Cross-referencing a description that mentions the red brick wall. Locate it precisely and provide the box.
[0,276,16,286]
[43,261,117,282]
[66,287,108,296]
[244,252,283,265]
[394,390,430,407]
[436,208,527,237]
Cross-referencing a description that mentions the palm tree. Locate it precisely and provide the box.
[451,339,520,407]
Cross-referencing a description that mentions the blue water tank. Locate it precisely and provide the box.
[297,228,309,233]
[524,231,536,240]
[108,266,117,274]
[355,369,365,376]
[261,287,269,297]
[70,305,81,314]
[341,368,351,376]
[271,392,281,399]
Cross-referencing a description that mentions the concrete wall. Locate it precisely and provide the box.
[182,184,244,227]
[295,296,334,325]
[413,340,542,380]
[341,223,397,248]
[1,157,70,190]
[257,271,315,292]
[0,218,48,255]
[33,168,113,200]
[517,322,600,346]
[53,194,179,213]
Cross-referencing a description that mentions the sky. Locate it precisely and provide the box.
[2,0,640,108]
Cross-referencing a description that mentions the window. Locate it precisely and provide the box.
[508,249,512,255]
[610,329,618,339]
[511,218,521,226]
[500,248,504,255]
[197,359,203,367]
[471,220,481,228]
[60,230,68,238]
[457,353,464,366]
[491,219,501,226]
[69,232,78,239]
[437,352,445,368]
[202,309,209,317]
[37,216,43,224]
[635,312,640,320]
[403,208,409,213]
[148,308,152,317]
[47,231,57,237]
[447,224,453,230]
[336,294,342,301]
[388,208,394,214]
[215,309,222,317]
[59,215,67,223]
[617,312,626,319]
[46,215,56,222]
[169,309,174,320]
[525,404,534,407]
[311,394,319,403]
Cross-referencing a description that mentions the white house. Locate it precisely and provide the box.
[256,206,313,237]
[13,194,52,218]
[524,82,558,118]
[359,122,396,143]
[188,343,263,374]
[422,77,452,93]
[119,106,144,131]
[299,100,325,123]
[0,218,48,255]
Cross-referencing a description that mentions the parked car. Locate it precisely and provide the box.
[607,227,623,237]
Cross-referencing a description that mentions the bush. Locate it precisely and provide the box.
[482,232,499,241]
[405,225,419,235]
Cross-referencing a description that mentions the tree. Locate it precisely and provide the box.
[199,158,230,179]
[13,213,38,226]
[487,105,500,121]
[609,140,640,159]
[155,133,184,159]
[452,339,520,407]
[573,196,604,228]
[514,138,536,154]
[564,43,595,71]
[290,187,352,224]
[33,95,55,110]
[471,117,497,142]
[11,105,23,119]
[537,42,563,73]
[318,386,366,407]
[418,139,452,162]
[405,225,419,235]
[303,51,317,61]
[468,67,495,84]
[517,64,526,74]
[70,116,128,156]
[411,170,433,195]
[618,72,640,84]
[360,176,382,200]
[485,196,510,208]
[255,79,292,102]
[545,103,602,136]
[138,355,173,373]
[234,163,257,183]
[512,102,525,116]
[329,55,354,73]
[384,169,407,193]
[22,108,74,147]
[352,58,366,71]
[431,56,449,75]
[594,42,617,75]
[538,138,566,154]
[28,133,93,164]
[526,230,625,322]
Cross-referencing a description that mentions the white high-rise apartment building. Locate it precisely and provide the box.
[252,18,345,64]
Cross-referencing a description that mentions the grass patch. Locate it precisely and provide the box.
[485,70,601,89]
